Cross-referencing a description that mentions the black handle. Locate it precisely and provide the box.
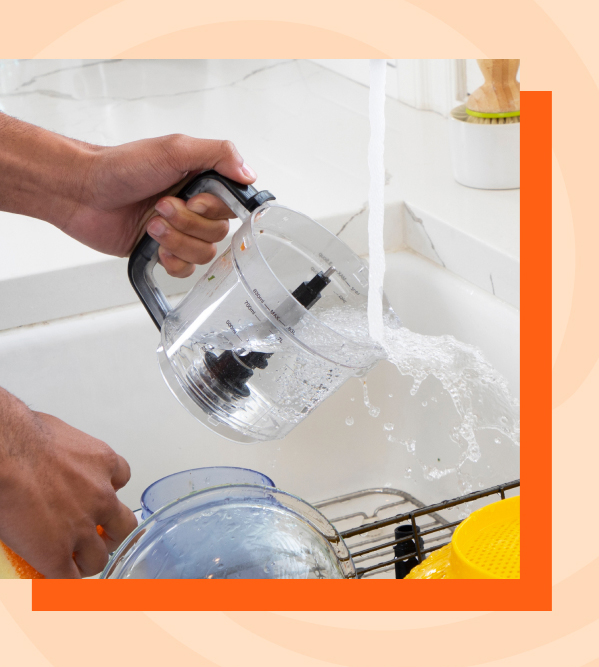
[176,170,275,212]
[128,170,275,330]
[393,524,424,579]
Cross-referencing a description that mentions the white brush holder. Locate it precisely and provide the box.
[449,104,520,190]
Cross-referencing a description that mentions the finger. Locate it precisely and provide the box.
[73,530,110,578]
[158,247,196,278]
[100,501,139,553]
[184,193,235,220]
[163,137,257,185]
[111,453,132,492]
[42,553,82,579]
[147,217,218,265]
[155,197,229,243]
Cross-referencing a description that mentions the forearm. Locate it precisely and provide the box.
[0,114,254,270]
[0,113,94,228]
[0,387,37,492]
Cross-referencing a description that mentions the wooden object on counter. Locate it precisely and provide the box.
[466,59,520,124]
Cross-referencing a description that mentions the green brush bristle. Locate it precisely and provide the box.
[465,108,520,124]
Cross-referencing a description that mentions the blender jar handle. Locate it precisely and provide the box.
[128,170,275,330]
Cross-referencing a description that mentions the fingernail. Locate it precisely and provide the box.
[155,199,174,218]
[147,218,166,238]
[241,162,257,179]
[187,199,207,215]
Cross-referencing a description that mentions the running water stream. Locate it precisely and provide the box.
[360,59,519,498]
[367,59,387,344]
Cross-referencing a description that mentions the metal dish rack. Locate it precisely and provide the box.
[314,479,520,579]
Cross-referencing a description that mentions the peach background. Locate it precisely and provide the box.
[0,0,588,664]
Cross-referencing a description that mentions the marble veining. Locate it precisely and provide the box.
[4,59,121,93]
[336,202,368,238]
[1,59,297,103]
[404,203,446,268]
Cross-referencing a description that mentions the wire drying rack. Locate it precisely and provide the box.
[314,479,520,579]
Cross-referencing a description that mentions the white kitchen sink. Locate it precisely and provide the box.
[0,248,519,514]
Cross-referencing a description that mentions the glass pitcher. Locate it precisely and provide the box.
[102,484,356,579]
[129,171,391,443]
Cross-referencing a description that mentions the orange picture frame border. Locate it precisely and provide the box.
[32,89,551,612]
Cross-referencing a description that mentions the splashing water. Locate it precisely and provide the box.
[362,380,381,417]
[358,58,518,496]
[312,303,520,489]
[314,305,520,493]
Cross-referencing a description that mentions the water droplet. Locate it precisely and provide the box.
[383,422,394,431]
[494,438,501,444]
[404,467,412,479]
[388,393,393,398]
[387,434,397,442]
[422,400,428,407]
[402,439,416,453]
[362,380,380,417]
[350,397,355,402]
[468,445,482,462]
[345,416,354,426]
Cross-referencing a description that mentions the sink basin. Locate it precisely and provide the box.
[0,247,519,513]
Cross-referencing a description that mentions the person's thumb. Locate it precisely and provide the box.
[167,137,256,184]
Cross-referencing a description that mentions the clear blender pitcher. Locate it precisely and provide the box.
[129,171,391,443]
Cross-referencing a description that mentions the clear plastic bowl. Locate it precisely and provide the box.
[140,467,275,520]
[102,484,355,580]
[158,202,389,443]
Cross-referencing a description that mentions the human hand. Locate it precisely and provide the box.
[0,115,257,278]
[67,136,257,278]
[0,389,137,578]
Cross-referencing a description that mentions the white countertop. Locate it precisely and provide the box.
[0,59,519,329]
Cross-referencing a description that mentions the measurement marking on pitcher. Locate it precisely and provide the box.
[225,320,244,341]
[317,255,361,297]
[252,288,287,328]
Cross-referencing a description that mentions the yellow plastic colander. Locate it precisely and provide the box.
[406,496,520,580]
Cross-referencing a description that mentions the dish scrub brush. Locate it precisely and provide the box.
[0,541,44,579]
[466,59,520,124]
